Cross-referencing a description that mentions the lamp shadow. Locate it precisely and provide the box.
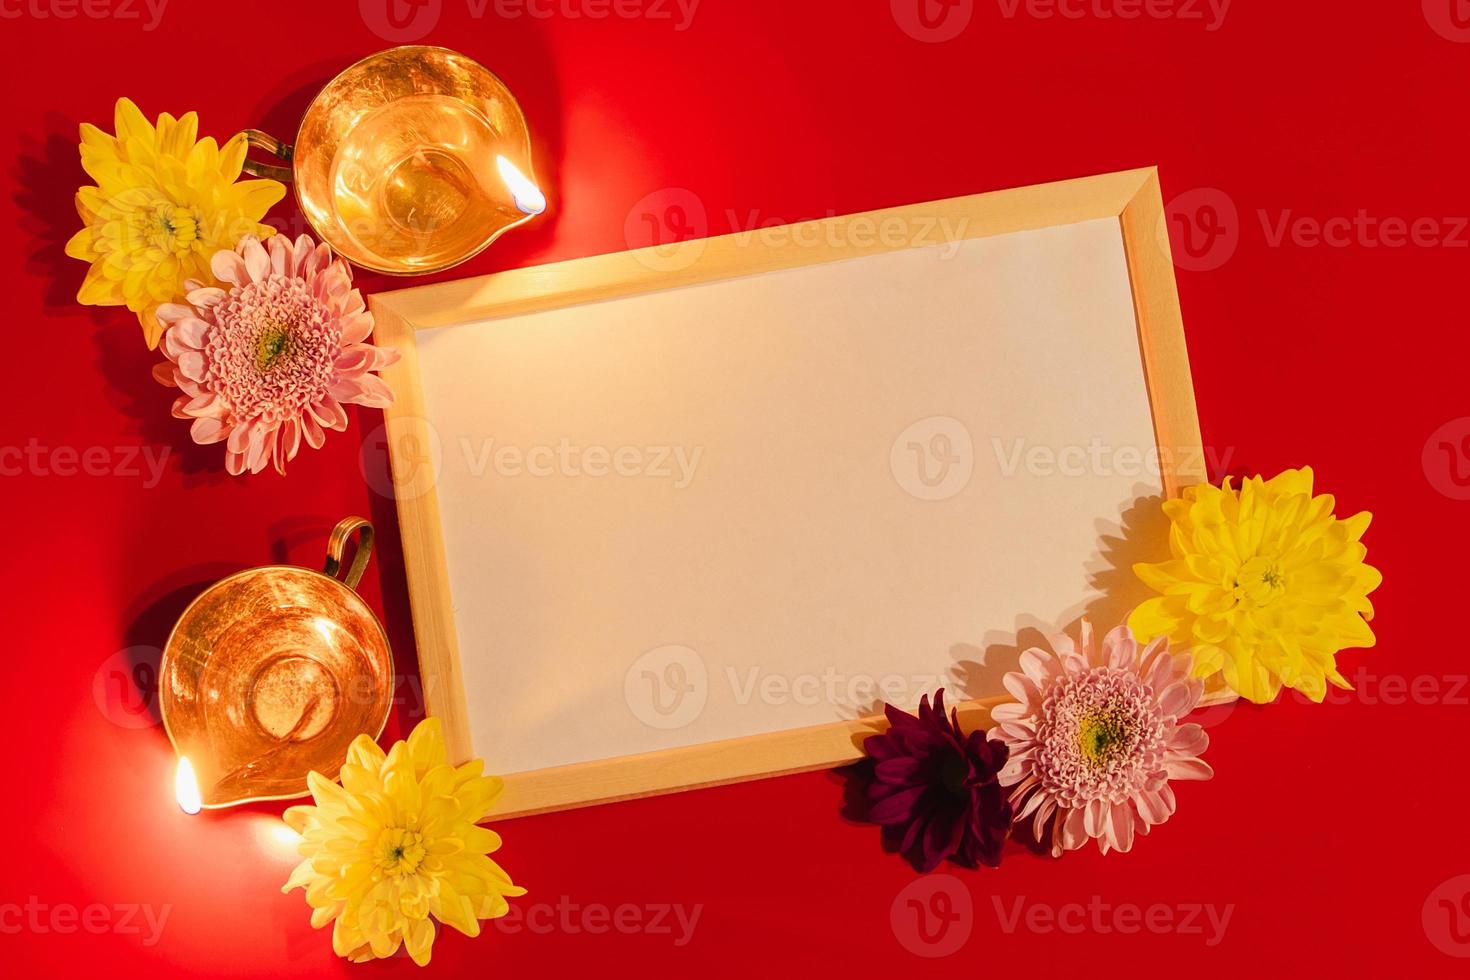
[353,438,429,744]
[117,563,240,729]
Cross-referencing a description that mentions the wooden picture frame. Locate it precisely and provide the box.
[370,166,1211,819]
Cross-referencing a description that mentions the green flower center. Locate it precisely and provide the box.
[149,202,199,257]
[255,327,291,371]
[375,827,427,876]
[1077,711,1129,765]
[1235,556,1286,606]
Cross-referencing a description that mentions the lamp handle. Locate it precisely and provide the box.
[323,517,374,591]
[239,129,295,183]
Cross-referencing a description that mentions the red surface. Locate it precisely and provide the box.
[4,0,1468,974]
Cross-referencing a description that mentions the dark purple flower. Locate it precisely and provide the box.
[859,689,1012,872]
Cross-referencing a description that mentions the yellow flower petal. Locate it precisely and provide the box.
[66,99,286,345]
[280,717,523,966]
[1133,468,1380,702]
[405,918,435,966]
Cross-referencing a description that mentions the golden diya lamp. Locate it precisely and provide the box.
[239,45,546,275]
[161,518,394,810]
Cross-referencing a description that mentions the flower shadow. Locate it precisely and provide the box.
[1081,488,1171,630]
[948,485,1172,705]
[12,112,107,321]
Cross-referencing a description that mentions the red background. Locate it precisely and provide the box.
[4,0,1468,974]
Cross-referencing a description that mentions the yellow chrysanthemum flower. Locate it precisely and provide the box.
[64,98,285,348]
[1129,467,1381,705]
[282,718,525,967]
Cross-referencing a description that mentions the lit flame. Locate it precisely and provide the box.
[496,155,546,216]
[175,756,202,814]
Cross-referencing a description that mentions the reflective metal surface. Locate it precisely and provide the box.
[240,45,543,275]
[159,518,393,808]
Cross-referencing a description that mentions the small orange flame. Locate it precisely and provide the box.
[175,756,202,814]
[496,155,546,216]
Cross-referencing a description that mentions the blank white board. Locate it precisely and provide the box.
[412,216,1164,777]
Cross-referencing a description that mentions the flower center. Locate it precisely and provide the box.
[1034,667,1167,805]
[1077,710,1129,765]
[939,752,969,796]
[375,827,427,876]
[1235,556,1286,606]
[150,202,199,257]
[204,275,340,426]
[255,326,291,371]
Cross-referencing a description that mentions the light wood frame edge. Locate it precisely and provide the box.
[369,166,1215,820]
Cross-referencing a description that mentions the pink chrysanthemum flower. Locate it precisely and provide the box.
[988,621,1212,857]
[153,234,397,475]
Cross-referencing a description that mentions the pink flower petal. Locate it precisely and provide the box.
[191,417,226,445]
[211,249,248,286]
[1111,803,1136,853]
[226,422,252,455]
[1164,757,1213,782]
[340,312,374,345]
[156,302,194,328]
[1077,619,1095,660]
[1018,648,1055,687]
[186,285,227,309]
[1170,722,1208,756]
[176,351,205,381]
[1156,679,1199,719]
[302,414,325,450]
[267,234,290,277]
[1137,789,1173,826]
[280,419,302,464]
[242,237,270,284]
[337,373,393,410]
[182,392,224,418]
[309,395,348,432]
[291,234,314,276]
[1032,799,1055,842]
[988,701,1025,723]
[1083,797,1105,838]
[1001,671,1040,708]
[1059,806,1086,854]
[1016,789,1046,821]
[246,423,271,474]
[163,317,209,357]
[1102,625,1136,669]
